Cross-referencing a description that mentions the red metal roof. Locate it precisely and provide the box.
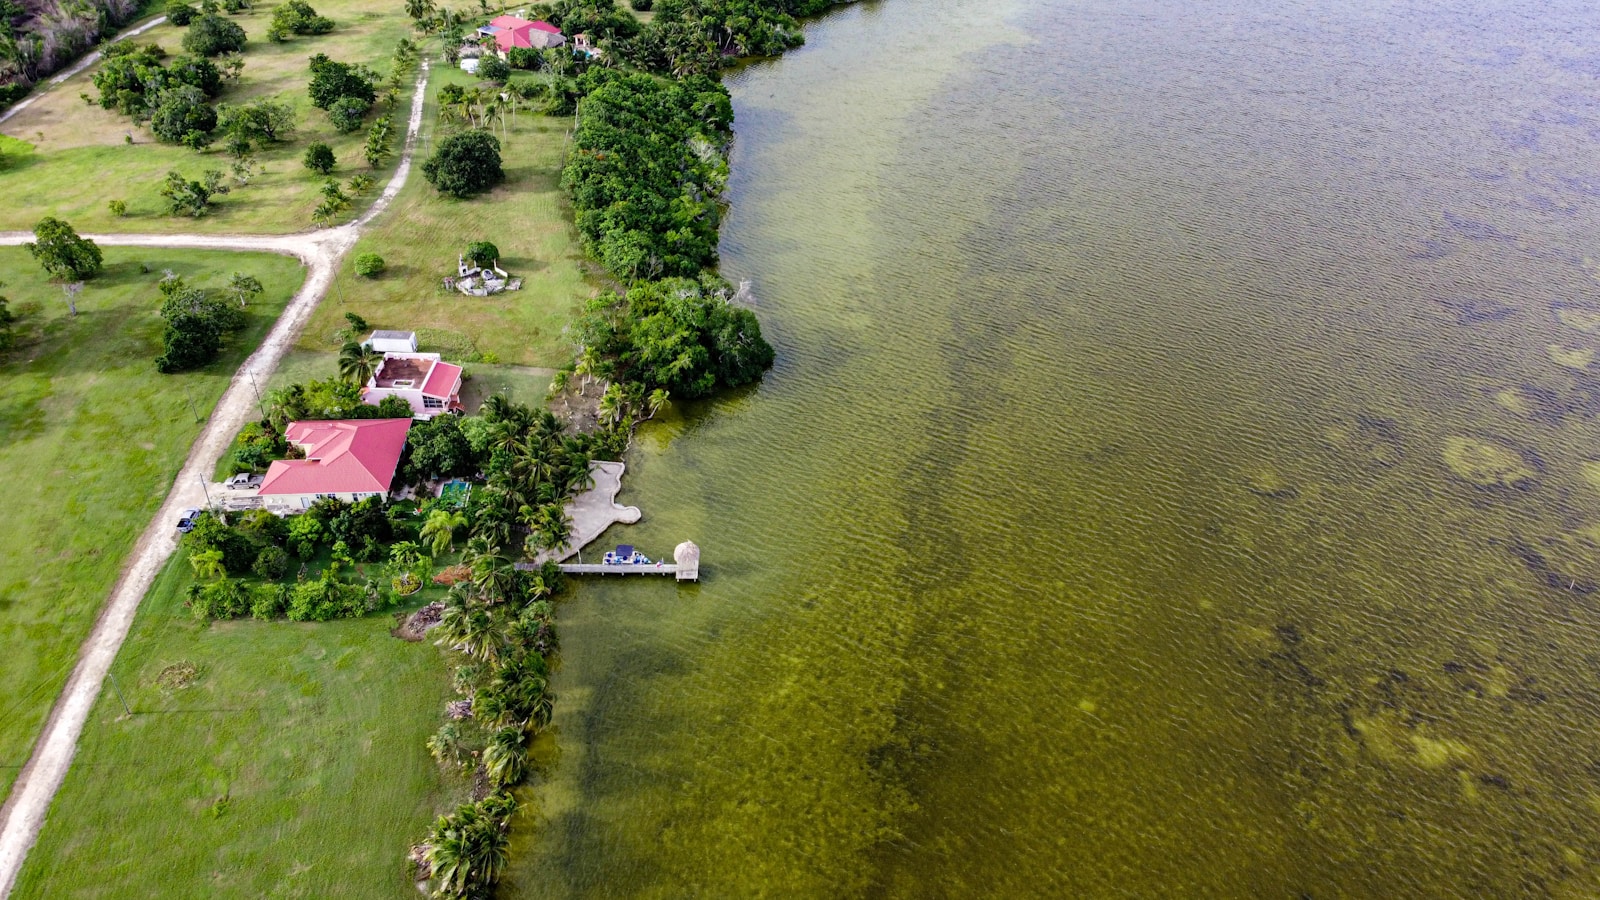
[422,361,462,399]
[260,419,411,497]
[486,15,562,50]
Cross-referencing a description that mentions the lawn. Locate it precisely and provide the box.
[0,245,304,803]
[10,551,461,899]
[0,0,420,234]
[302,65,596,367]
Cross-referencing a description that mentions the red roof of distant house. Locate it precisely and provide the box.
[422,361,463,398]
[486,15,563,50]
[260,419,411,497]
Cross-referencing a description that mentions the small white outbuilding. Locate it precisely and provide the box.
[365,330,418,353]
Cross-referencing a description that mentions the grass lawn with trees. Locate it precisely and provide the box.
[10,551,460,899]
[0,244,303,802]
[0,0,415,234]
[302,65,593,367]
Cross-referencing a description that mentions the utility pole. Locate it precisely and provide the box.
[198,474,213,510]
[107,673,130,716]
[247,368,265,417]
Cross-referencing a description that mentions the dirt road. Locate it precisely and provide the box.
[0,60,431,899]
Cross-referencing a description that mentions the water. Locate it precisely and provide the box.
[509,0,1600,895]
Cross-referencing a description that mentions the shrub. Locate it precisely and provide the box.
[159,169,229,217]
[267,0,333,41]
[287,514,325,558]
[182,14,247,56]
[464,241,499,268]
[26,218,102,281]
[303,142,335,174]
[354,252,384,277]
[344,311,369,331]
[422,130,503,198]
[630,0,651,10]
[477,54,510,84]
[156,282,244,371]
[326,95,369,133]
[505,47,541,70]
[108,199,127,217]
[187,578,250,619]
[252,544,291,579]
[167,0,198,25]
[250,582,288,619]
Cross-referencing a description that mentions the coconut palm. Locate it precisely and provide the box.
[422,508,469,556]
[644,388,669,420]
[425,800,510,897]
[435,592,503,662]
[597,383,624,425]
[529,504,571,555]
[465,537,517,603]
[338,340,384,386]
[483,726,528,788]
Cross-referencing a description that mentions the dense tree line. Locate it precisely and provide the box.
[562,69,732,279]
[0,0,146,109]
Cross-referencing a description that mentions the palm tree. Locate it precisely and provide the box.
[427,722,470,772]
[338,340,383,386]
[597,383,624,425]
[465,537,516,603]
[422,509,469,556]
[404,0,435,24]
[530,504,571,555]
[644,388,669,420]
[424,801,510,897]
[435,592,503,662]
[483,726,528,788]
[189,548,226,581]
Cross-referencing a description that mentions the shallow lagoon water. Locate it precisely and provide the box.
[509,0,1600,895]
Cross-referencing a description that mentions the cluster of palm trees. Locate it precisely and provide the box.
[415,394,600,898]
[422,792,515,900]
[438,84,537,139]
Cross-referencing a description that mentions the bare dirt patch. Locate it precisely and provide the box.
[392,602,443,642]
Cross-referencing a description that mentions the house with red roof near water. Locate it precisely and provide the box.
[479,14,566,56]
[260,419,411,513]
[362,352,464,419]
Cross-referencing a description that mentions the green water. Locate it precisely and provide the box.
[511,0,1600,895]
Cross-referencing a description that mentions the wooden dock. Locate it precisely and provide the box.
[558,562,696,581]
[533,540,702,582]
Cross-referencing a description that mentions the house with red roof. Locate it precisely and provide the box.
[479,14,566,56]
[260,419,412,513]
[362,352,464,419]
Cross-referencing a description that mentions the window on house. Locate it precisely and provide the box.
[423,396,445,409]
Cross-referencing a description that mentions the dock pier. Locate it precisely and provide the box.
[532,541,701,582]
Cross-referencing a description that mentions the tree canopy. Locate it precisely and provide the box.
[26,218,102,281]
[562,71,732,280]
[423,130,503,198]
[181,13,247,56]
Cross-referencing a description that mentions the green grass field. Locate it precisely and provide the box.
[10,551,462,899]
[303,66,596,366]
[0,245,304,802]
[0,0,418,234]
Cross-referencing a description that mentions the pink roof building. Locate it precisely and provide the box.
[481,15,566,53]
[260,419,412,511]
[361,352,464,419]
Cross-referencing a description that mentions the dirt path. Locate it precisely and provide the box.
[0,61,432,900]
[0,15,170,128]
